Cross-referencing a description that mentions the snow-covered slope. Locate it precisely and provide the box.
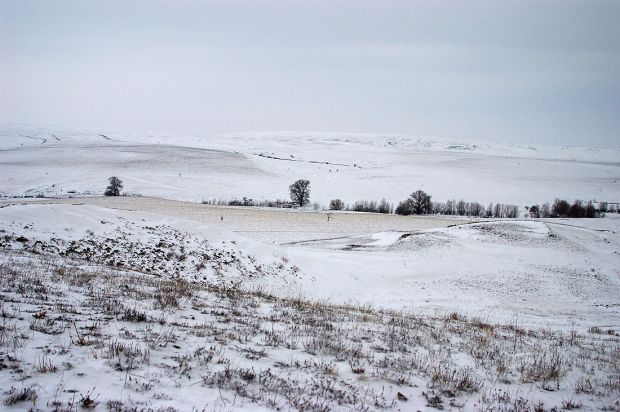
[1,126,618,205]
[2,203,618,330]
[2,125,619,410]
[288,218,620,330]
[0,203,302,296]
[1,202,619,411]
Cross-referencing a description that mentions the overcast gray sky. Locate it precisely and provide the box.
[1,0,619,146]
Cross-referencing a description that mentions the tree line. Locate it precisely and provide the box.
[392,190,518,218]
[202,197,296,208]
[104,177,616,218]
[526,199,613,218]
[329,198,393,214]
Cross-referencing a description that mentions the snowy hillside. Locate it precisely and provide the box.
[1,202,619,329]
[1,126,619,410]
[1,202,619,410]
[1,126,618,205]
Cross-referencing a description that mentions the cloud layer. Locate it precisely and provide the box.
[1,0,619,146]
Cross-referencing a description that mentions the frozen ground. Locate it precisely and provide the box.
[1,125,619,410]
[0,203,619,411]
[1,202,618,329]
[1,126,618,205]
[0,196,460,244]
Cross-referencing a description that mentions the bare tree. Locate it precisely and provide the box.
[395,199,414,215]
[493,203,501,218]
[585,200,596,218]
[469,202,483,217]
[378,198,392,214]
[445,199,455,215]
[329,198,344,210]
[104,176,123,196]
[289,179,311,207]
[568,200,586,218]
[552,199,570,217]
[540,202,551,218]
[410,190,432,214]
[457,200,467,216]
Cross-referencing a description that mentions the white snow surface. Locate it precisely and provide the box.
[1,202,619,411]
[2,202,618,330]
[1,126,620,411]
[1,126,618,205]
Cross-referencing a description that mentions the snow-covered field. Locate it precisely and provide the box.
[1,126,619,205]
[1,202,619,410]
[0,196,460,244]
[1,126,619,410]
[1,202,618,329]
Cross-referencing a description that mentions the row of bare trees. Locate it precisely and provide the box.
[392,190,518,218]
[527,199,613,218]
[111,176,613,219]
[431,200,518,218]
[329,198,393,214]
